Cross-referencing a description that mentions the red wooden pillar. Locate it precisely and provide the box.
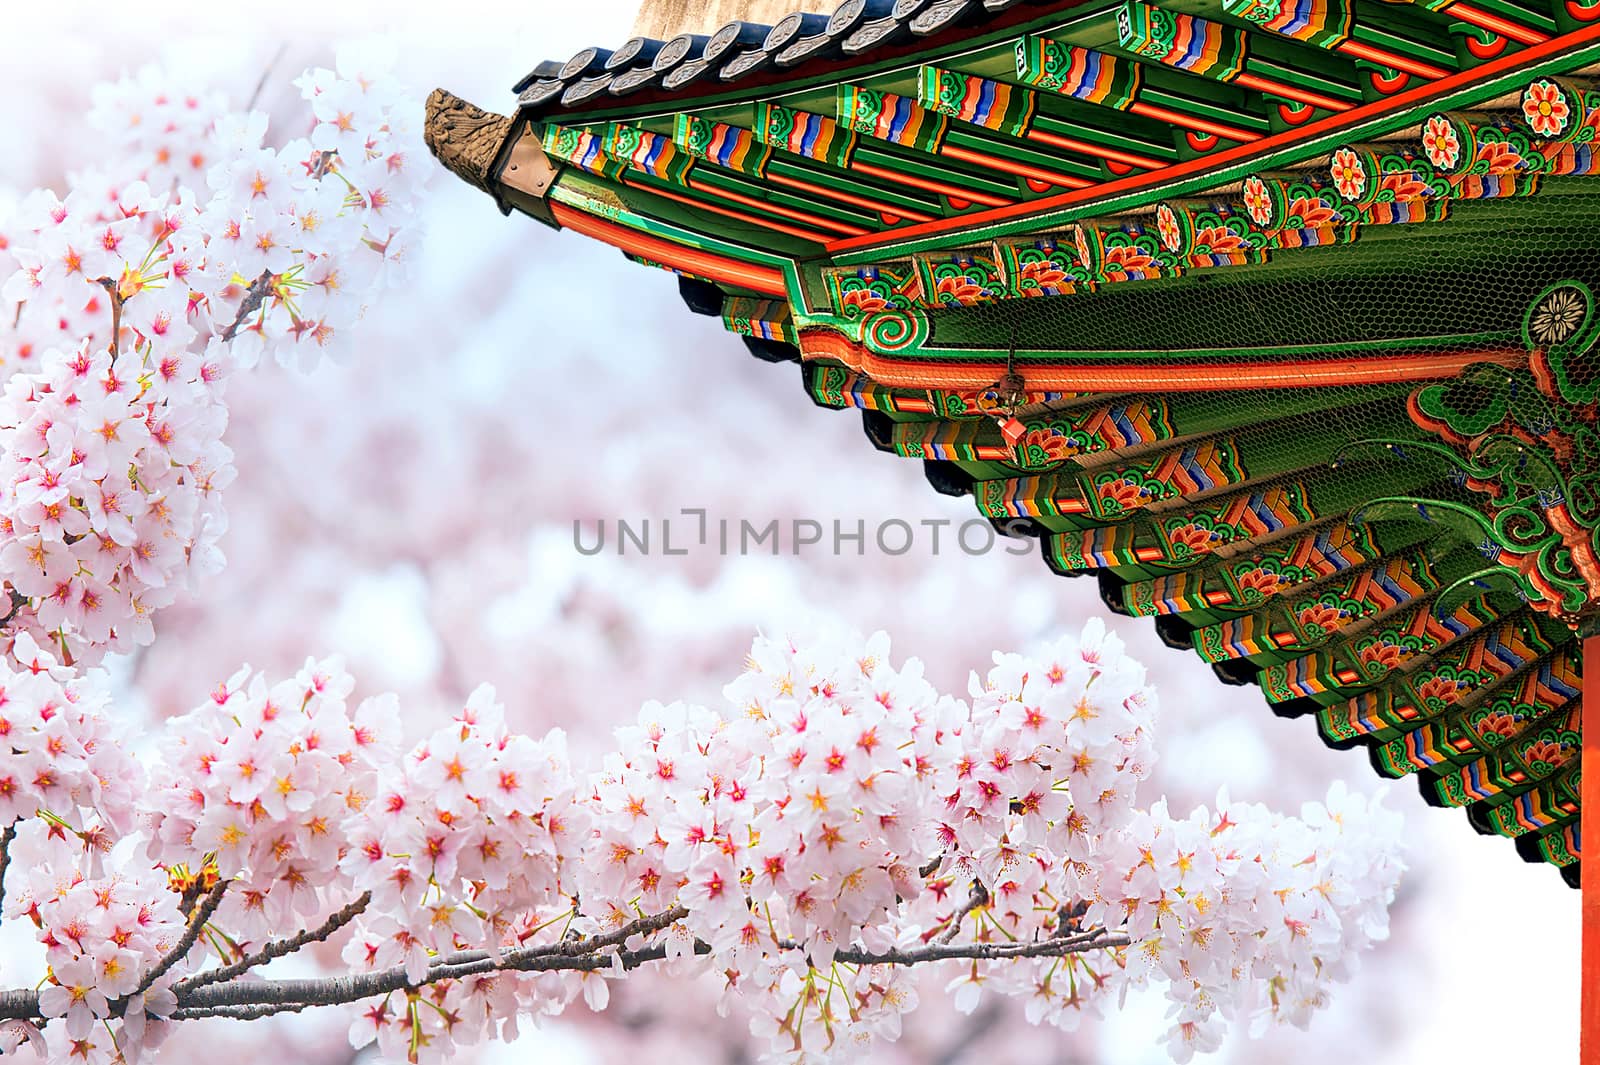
[1585,636,1599,1062]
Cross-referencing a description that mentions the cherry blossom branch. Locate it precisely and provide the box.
[175,892,373,993]
[937,880,989,944]
[0,906,1126,1025]
[834,927,1126,966]
[219,270,274,342]
[0,623,1404,1060]
[173,921,1124,1014]
[136,880,230,996]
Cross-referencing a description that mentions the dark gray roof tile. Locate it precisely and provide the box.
[663,57,716,90]
[705,21,772,64]
[844,14,912,53]
[653,33,711,72]
[912,0,979,33]
[560,48,613,80]
[764,11,831,50]
[561,74,615,107]
[609,66,663,96]
[719,48,777,80]
[518,79,566,108]
[607,37,665,70]
[511,60,564,94]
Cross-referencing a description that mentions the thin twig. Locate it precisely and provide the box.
[177,891,371,993]
[246,44,289,112]
[136,880,229,996]
[835,928,1125,967]
[938,880,989,944]
[219,271,274,343]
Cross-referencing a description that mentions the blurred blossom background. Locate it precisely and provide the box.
[0,2,1578,1062]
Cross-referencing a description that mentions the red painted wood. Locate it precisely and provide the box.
[1584,636,1598,1062]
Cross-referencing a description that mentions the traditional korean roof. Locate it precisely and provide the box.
[427,0,1599,884]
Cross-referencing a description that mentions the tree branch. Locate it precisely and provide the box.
[136,880,229,996]
[219,271,274,343]
[176,891,371,993]
[937,880,989,944]
[0,904,1127,1024]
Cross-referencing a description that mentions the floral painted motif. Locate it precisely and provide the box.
[1016,257,1070,295]
[1379,170,1430,203]
[1166,522,1217,556]
[1100,243,1156,276]
[1522,79,1571,138]
[1242,175,1272,226]
[841,287,890,315]
[1329,148,1367,201]
[1235,566,1282,600]
[934,273,986,306]
[1422,116,1461,170]
[1295,601,1349,637]
[1358,640,1406,673]
[1474,139,1524,174]
[1473,710,1525,745]
[1527,283,1589,346]
[1018,427,1078,465]
[1155,203,1183,251]
[1286,194,1337,227]
[1096,477,1153,512]
[1192,225,1246,254]
[1522,735,1577,776]
[1415,674,1469,708]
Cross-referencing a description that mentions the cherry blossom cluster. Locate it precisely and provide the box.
[0,632,141,832]
[4,820,185,1063]
[0,624,1403,1065]
[142,658,402,941]
[0,634,169,1063]
[0,333,233,662]
[345,687,585,954]
[0,53,429,665]
[338,693,592,1060]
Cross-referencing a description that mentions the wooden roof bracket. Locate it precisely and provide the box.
[424,88,562,226]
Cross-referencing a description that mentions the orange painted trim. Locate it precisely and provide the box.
[1026,129,1165,171]
[1445,1,1549,44]
[1584,636,1598,1065]
[690,178,871,237]
[550,202,788,296]
[941,143,1095,190]
[767,172,938,223]
[1337,40,1452,81]
[796,327,1524,390]
[827,23,1600,255]
[1233,73,1355,113]
[628,178,837,243]
[1130,101,1261,143]
[853,160,1013,207]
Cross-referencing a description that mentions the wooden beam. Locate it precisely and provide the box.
[1585,634,1598,1062]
